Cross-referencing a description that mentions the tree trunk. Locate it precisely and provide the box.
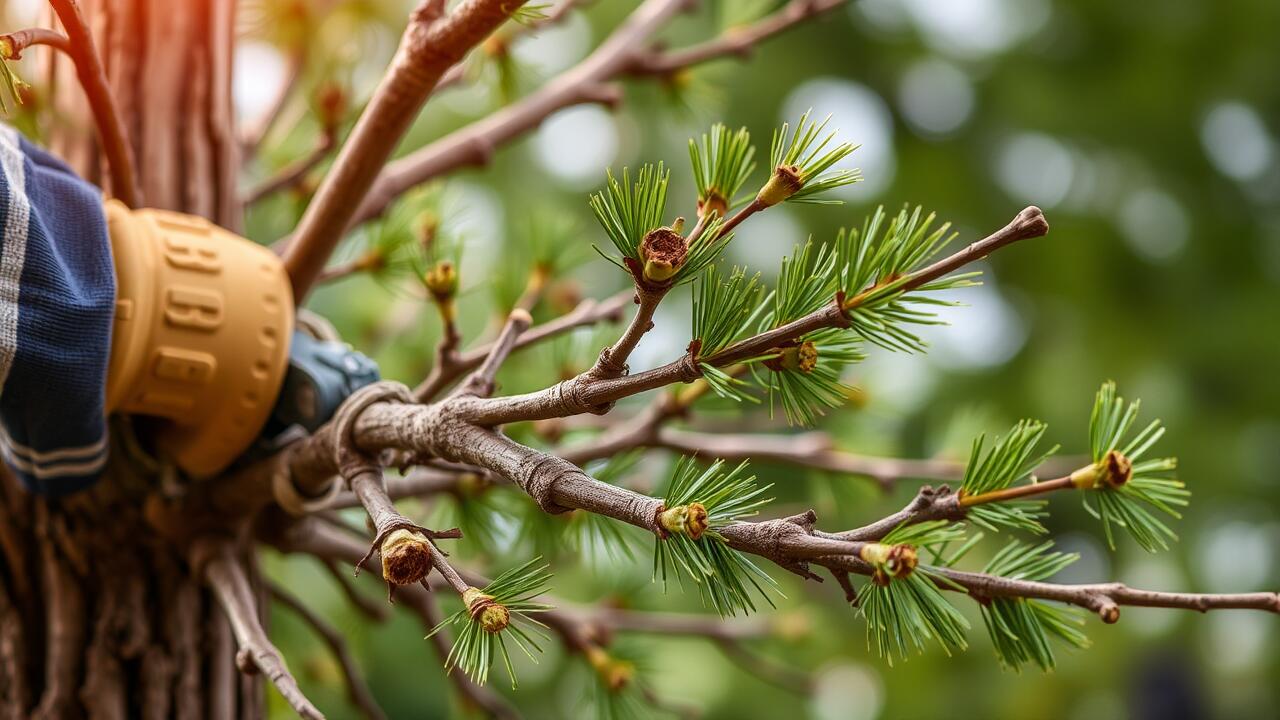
[0,2,263,717]
[44,0,242,231]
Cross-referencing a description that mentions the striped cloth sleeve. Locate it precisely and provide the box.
[0,123,115,496]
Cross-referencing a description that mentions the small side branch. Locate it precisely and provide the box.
[414,290,628,402]
[453,308,531,398]
[282,0,530,304]
[195,537,325,720]
[655,427,964,490]
[244,131,337,206]
[269,583,387,720]
[47,0,140,207]
[0,28,71,58]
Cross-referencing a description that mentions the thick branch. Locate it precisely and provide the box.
[48,0,140,207]
[282,0,529,304]
[195,538,324,720]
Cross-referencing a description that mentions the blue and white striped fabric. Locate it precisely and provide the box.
[0,124,115,496]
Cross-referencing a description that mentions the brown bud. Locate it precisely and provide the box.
[381,528,433,586]
[1100,449,1133,487]
[314,83,348,131]
[698,192,728,219]
[639,224,688,284]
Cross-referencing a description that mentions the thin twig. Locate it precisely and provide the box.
[196,537,325,720]
[244,131,337,206]
[269,583,388,720]
[0,28,71,58]
[414,290,629,402]
[348,0,846,230]
[449,208,1050,426]
[453,308,532,398]
[282,0,529,304]
[48,0,140,207]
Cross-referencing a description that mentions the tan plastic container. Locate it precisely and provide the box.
[103,201,294,477]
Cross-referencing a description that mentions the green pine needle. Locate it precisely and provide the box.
[1080,381,1188,552]
[753,328,864,427]
[652,457,780,616]
[858,520,971,664]
[690,123,757,214]
[588,163,672,267]
[692,264,774,357]
[838,205,976,353]
[767,109,861,204]
[960,420,1059,534]
[509,3,550,26]
[980,540,1089,672]
[427,559,554,688]
[773,238,841,325]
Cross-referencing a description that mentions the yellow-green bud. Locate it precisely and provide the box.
[423,260,458,301]
[860,542,918,584]
[1070,449,1133,489]
[463,587,511,633]
[658,502,709,540]
[764,341,818,373]
[756,165,804,207]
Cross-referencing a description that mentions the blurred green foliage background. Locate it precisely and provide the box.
[248,1,1280,718]
[19,0,1280,717]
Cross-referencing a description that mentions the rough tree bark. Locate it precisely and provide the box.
[1,1,260,717]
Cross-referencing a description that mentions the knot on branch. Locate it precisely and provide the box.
[551,377,613,417]
[332,381,416,481]
[729,510,822,582]
[515,453,574,515]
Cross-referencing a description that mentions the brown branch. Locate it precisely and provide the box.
[348,0,845,230]
[434,0,584,93]
[320,558,391,622]
[934,567,1280,624]
[244,131,337,206]
[627,0,844,77]
[654,427,964,489]
[713,638,813,695]
[449,208,1049,427]
[282,0,529,304]
[194,537,324,720]
[452,308,532,398]
[31,514,85,720]
[413,290,629,402]
[0,28,71,59]
[589,284,667,381]
[47,0,140,207]
[269,583,387,720]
